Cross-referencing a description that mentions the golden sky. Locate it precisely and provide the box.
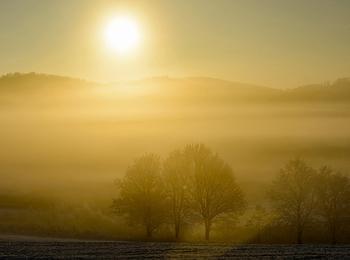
[0,0,350,88]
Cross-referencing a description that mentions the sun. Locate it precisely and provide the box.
[104,16,141,55]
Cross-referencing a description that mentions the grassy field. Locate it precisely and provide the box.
[1,236,350,259]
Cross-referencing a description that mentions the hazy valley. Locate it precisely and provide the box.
[1,74,350,228]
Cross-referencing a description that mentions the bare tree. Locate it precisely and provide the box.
[163,149,191,240]
[184,144,245,241]
[315,166,350,244]
[268,158,317,244]
[113,154,167,238]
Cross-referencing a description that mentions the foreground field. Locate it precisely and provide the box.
[0,238,349,259]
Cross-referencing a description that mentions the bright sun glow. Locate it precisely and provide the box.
[104,16,141,55]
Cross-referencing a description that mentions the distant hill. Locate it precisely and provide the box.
[1,73,350,105]
[0,73,101,107]
[0,73,95,93]
[284,78,350,102]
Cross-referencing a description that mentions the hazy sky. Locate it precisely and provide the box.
[0,0,349,88]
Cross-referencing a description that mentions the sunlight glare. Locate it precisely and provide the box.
[104,16,141,55]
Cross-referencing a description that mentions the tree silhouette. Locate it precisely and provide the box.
[184,144,245,241]
[112,154,167,238]
[163,149,191,240]
[269,158,317,244]
[315,166,350,244]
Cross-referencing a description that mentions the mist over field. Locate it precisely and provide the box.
[2,1,350,258]
[1,73,350,243]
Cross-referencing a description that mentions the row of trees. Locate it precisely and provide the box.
[112,144,350,243]
[269,159,350,244]
[113,144,245,241]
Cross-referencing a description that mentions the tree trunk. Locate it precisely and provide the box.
[296,227,303,244]
[146,225,153,239]
[296,211,303,244]
[204,219,211,241]
[175,222,180,240]
[256,227,262,243]
[331,223,337,244]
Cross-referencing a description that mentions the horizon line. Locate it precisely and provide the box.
[1,71,349,90]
